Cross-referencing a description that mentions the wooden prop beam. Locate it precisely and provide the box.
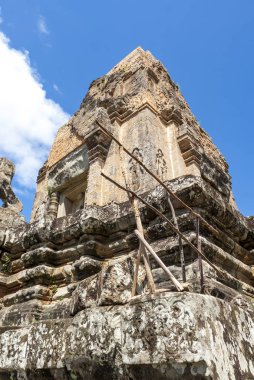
[196,217,205,293]
[167,195,186,282]
[134,230,184,292]
[118,145,155,295]
[101,171,225,278]
[131,197,156,294]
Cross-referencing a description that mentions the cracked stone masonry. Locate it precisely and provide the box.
[0,47,254,380]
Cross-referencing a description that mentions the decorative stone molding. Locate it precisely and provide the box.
[160,107,182,125]
[177,123,201,167]
[86,126,112,165]
[47,191,59,219]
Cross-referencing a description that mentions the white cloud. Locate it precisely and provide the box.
[38,16,49,35]
[0,32,69,188]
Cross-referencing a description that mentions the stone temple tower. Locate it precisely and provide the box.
[0,48,254,379]
[30,47,235,222]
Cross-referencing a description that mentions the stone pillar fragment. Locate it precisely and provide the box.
[48,192,59,219]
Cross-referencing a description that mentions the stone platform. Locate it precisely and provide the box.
[0,292,253,380]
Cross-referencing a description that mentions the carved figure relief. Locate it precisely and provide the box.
[156,149,167,181]
[0,158,22,212]
[147,75,156,92]
[113,81,124,97]
[129,148,144,191]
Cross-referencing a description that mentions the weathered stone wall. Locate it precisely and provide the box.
[1,173,254,379]
[31,47,233,223]
[47,124,84,169]
[0,293,253,380]
[1,175,253,311]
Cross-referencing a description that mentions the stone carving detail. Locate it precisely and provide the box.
[48,192,59,219]
[0,158,22,212]
[156,148,167,180]
[177,124,201,167]
[86,126,112,165]
[128,148,144,191]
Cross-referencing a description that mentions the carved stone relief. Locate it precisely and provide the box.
[128,148,144,191]
[156,149,167,181]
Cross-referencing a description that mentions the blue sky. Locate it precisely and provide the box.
[0,0,253,220]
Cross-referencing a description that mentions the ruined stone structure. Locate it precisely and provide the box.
[0,48,254,379]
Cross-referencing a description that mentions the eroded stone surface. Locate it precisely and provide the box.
[0,294,253,379]
[0,158,23,213]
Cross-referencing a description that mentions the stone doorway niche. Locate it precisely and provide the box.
[57,176,87,217]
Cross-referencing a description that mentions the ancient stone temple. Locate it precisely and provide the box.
[0,47,254,379]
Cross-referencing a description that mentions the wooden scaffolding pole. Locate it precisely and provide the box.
[196,218,205,293]
[167,194,186,283]
[131,196,156,295]
[118,145,155,295]
[134,230,184,292]
[101,172,225,278]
